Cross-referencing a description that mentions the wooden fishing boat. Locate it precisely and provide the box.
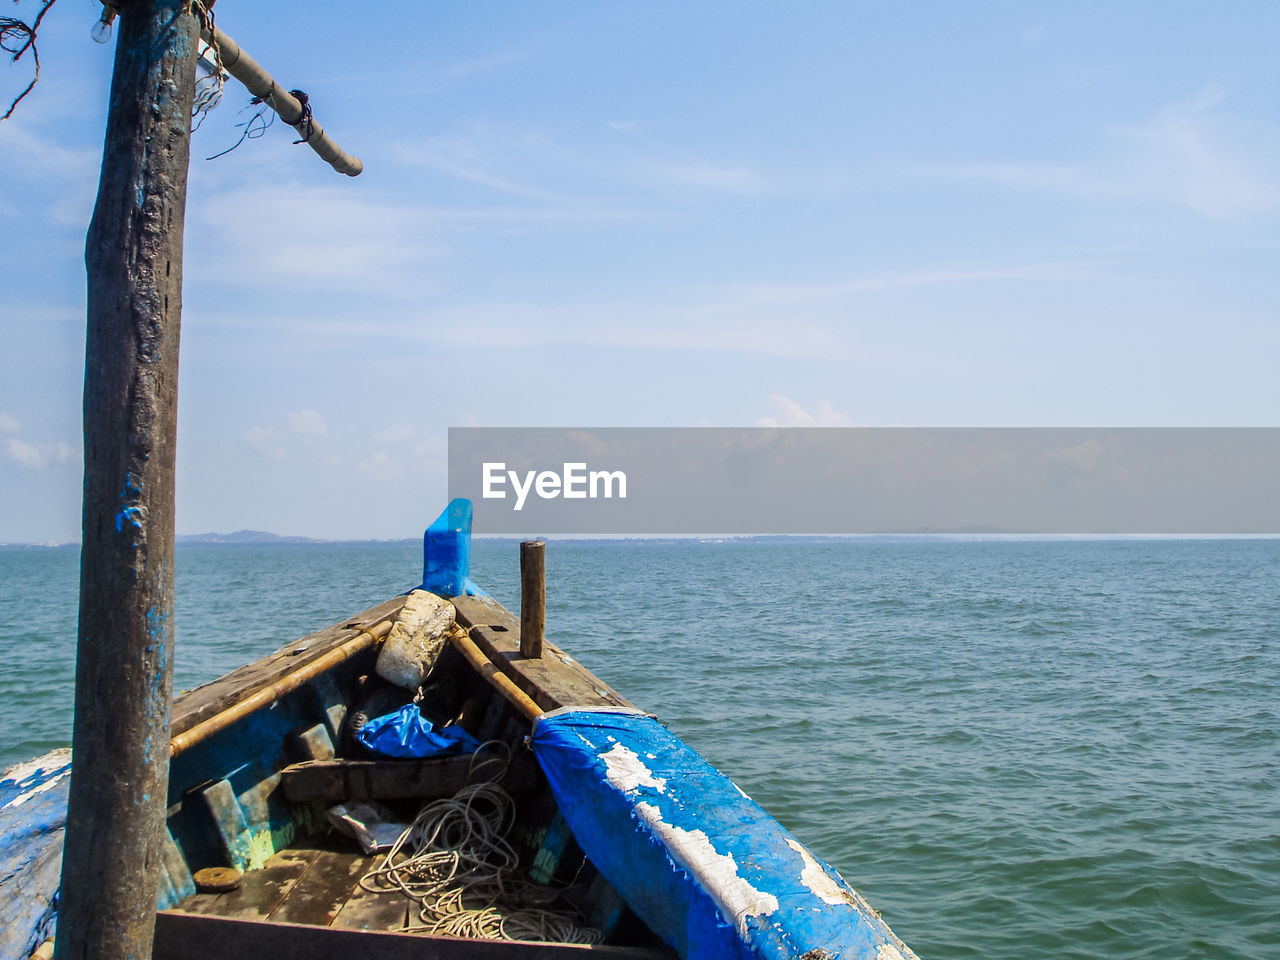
[1,501,919,960]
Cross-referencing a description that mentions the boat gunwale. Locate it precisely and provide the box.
[169,593,411,741]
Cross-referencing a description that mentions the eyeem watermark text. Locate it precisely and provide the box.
[482,462,627,511]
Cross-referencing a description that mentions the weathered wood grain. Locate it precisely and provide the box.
[267,850,368,927]
[153,911,678,959]
[520,540,546,659]
[280,752,539,802]
[170,595,407,739]
[330,882,408,933]
[452,596,636,714]
[60,4,199,957]
[175,856,310,921]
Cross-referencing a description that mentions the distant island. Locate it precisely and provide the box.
[176,531,325,544]
[1,531,422,548]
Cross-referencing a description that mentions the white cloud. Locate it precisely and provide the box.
[0,119,100,227]
[755,394,852,427]
[651,162,764,194]
[1125,86,1280,218]
[186,181,444,293]
[392,124,767,207]
[238,414,443,492]
[428,47,535,87]
[929,86,1280,219]
[6,438,43,466]
[244,412,434,476]
[423,301,849,360]
[371,422,416,445]
[4,437,75,469]
[0,119,99,179]
[0,412,19,433]
[393,135,559,201]
[416,260,1095,359]
[244,426,287,461]
[287,410,328,437]
[190,257,1100,364]
[350,429,446,483]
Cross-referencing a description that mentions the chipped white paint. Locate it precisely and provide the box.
[1,748,71,788]
[782,839,922,960]
[634,801,779,936]
[2,771,70,811]
[785,837,858,906]
[601,742,667,794]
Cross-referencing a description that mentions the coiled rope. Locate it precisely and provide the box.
[359,746,601,944]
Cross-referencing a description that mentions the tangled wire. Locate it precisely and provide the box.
[189,0,224,129]
[359,747,602,944]
[204,95,273,160]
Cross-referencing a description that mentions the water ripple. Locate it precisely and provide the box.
[3,537,1277,959]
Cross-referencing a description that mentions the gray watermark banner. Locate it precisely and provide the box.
[448,428,1280,535]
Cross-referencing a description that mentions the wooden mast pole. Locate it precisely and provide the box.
[51,5,360,955]
[56,2,198,958]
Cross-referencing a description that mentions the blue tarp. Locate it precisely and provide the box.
[530,710,919,960]
[356,704,480,759]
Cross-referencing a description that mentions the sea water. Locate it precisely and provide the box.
[1,537,1276,959]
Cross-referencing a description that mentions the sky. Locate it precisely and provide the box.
[1,1,1278,542]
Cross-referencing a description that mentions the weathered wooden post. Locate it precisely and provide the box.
[56,2,198,958]
[520,539,546,658]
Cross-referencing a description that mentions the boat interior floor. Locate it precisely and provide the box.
[157,835,675,960]
[171,836,403,932]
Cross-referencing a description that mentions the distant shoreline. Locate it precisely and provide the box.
[5,532,1279,550]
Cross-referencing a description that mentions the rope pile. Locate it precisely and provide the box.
[359,751,601,944]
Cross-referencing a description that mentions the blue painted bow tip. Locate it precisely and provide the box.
[421,498,484,597]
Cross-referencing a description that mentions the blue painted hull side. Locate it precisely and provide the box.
[0,751,72,960]
[531,710,920,960]
[0,678,338,960]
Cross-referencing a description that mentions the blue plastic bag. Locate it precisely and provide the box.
[355,704,480,758]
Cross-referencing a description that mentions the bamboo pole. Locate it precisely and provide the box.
[168,620,393,757]
[201,23,362,176]
[56,3,198,958]
[449,629,545,723]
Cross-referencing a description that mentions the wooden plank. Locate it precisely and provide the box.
[199,778,253,870]
[268,849,369,927]
[281,752,539,802]
[171,595,408,738]
[154,911,678,959]
[452,596,637,714]
[291,723,337,762]
[330,882,408,933]
[174,854,311,921]
[310,671,349,743]
[158,825,196,907]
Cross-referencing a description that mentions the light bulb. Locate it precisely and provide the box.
[91,9,116,44]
